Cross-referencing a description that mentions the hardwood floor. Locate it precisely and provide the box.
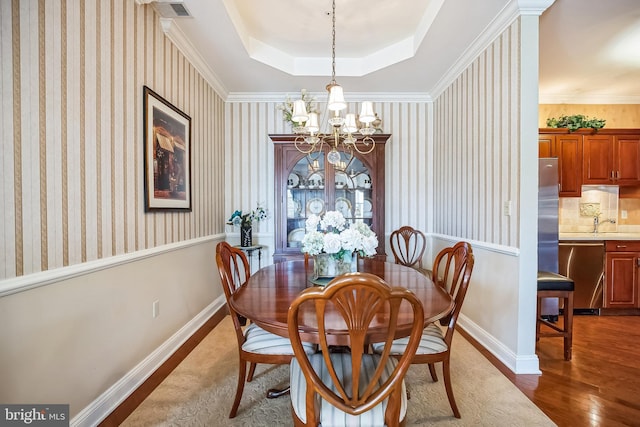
[462,315,640,427]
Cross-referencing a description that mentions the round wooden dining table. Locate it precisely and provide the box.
[230,258,454,347]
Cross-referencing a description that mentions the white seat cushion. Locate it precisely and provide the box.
[290,352,407,426]
[371,322,448,355]
[242,323,315,355]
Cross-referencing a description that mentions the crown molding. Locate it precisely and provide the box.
[226,92,433,104]
[158,18,229,99]
[429,0,554,99]
[517,0,556,15]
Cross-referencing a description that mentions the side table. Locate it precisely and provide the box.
[234,245,263,273]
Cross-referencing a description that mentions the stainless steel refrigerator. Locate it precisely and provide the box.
[538,158,559,315]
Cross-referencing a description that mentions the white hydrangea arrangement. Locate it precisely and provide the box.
[301,210,378,258]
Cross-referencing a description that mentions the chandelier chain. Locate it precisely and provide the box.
[290,0,379,162]
[330,0,336,85]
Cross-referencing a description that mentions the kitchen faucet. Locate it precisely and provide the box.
[593,215,616,233]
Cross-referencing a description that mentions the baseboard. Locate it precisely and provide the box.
[71,296,228,427]
[457,314,541,375]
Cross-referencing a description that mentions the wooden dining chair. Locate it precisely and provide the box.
[287,272,425,427]
[389,226,432,277]
[215,241,315,418]
[372,242,474,418]
[431,242,474,323]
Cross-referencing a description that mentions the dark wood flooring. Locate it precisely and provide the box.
[462,315,640,427]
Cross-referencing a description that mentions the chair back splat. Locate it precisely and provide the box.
[288,272,425,426]
[432,241,473,327]
[389,226,431,277]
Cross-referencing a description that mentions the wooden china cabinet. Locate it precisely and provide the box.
[270,134,390,263]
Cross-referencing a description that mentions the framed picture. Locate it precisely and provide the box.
[143,85,192,211]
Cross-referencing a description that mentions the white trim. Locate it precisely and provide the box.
[225,92,433,104]
[158,18,229,99]
[0,234,225,297]
[429,233,520,256]
[70,297,227,427]
[458,313,541,375]
[430,0,554,99]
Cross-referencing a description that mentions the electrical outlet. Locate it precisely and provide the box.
[153,300,160,318]
[621,210,628,219]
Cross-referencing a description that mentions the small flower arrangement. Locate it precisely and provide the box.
[276,89,318,127]
[301,210,378,259]
[227,204,270,227]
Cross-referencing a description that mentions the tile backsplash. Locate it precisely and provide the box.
[560,186,640,233]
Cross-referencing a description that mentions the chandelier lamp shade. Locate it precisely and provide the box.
[291,0,379,165]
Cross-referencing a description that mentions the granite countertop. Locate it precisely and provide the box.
[560,232,640,241]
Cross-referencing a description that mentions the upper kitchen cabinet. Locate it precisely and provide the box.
[583,130,640,186]
[538,129,583,197]
[270,134,390,263]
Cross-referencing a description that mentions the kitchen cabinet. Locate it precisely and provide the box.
[604,241,640,309]
[538,130,583,197]
[270,134,389,263]
[583,130,640,186]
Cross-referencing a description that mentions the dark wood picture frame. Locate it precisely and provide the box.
[143,85,192,211]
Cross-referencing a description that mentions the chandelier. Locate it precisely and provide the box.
[290,0,380,166]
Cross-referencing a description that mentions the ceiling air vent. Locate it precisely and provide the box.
[152,1,192,18]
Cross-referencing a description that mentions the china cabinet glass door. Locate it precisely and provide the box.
[271,134,389,263]
[285,150,375,250]
[286,152,326,250]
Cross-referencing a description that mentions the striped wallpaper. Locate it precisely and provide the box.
[433,18,521,248]
[223,98,433,257]
[2,1,524,280]
[1,0,225,280]
[224,20,526,255]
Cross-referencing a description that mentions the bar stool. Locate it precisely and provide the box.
[536,271,574,361]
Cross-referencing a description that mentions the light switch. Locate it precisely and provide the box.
[503,201,512,216]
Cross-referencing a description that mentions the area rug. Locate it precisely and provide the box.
[121,317,555,426]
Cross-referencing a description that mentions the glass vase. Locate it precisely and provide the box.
[313,252,357,279]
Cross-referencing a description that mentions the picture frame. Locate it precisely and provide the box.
[143,85,192,211]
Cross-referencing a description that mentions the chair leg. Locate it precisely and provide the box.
[247,362,257,382]
[428,363,438,382]
[442,357,460,418]
[564,293,574,361]
[230,358,247,418]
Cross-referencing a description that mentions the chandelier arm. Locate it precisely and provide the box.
[351,138,376,155]
[294,135,318,155]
